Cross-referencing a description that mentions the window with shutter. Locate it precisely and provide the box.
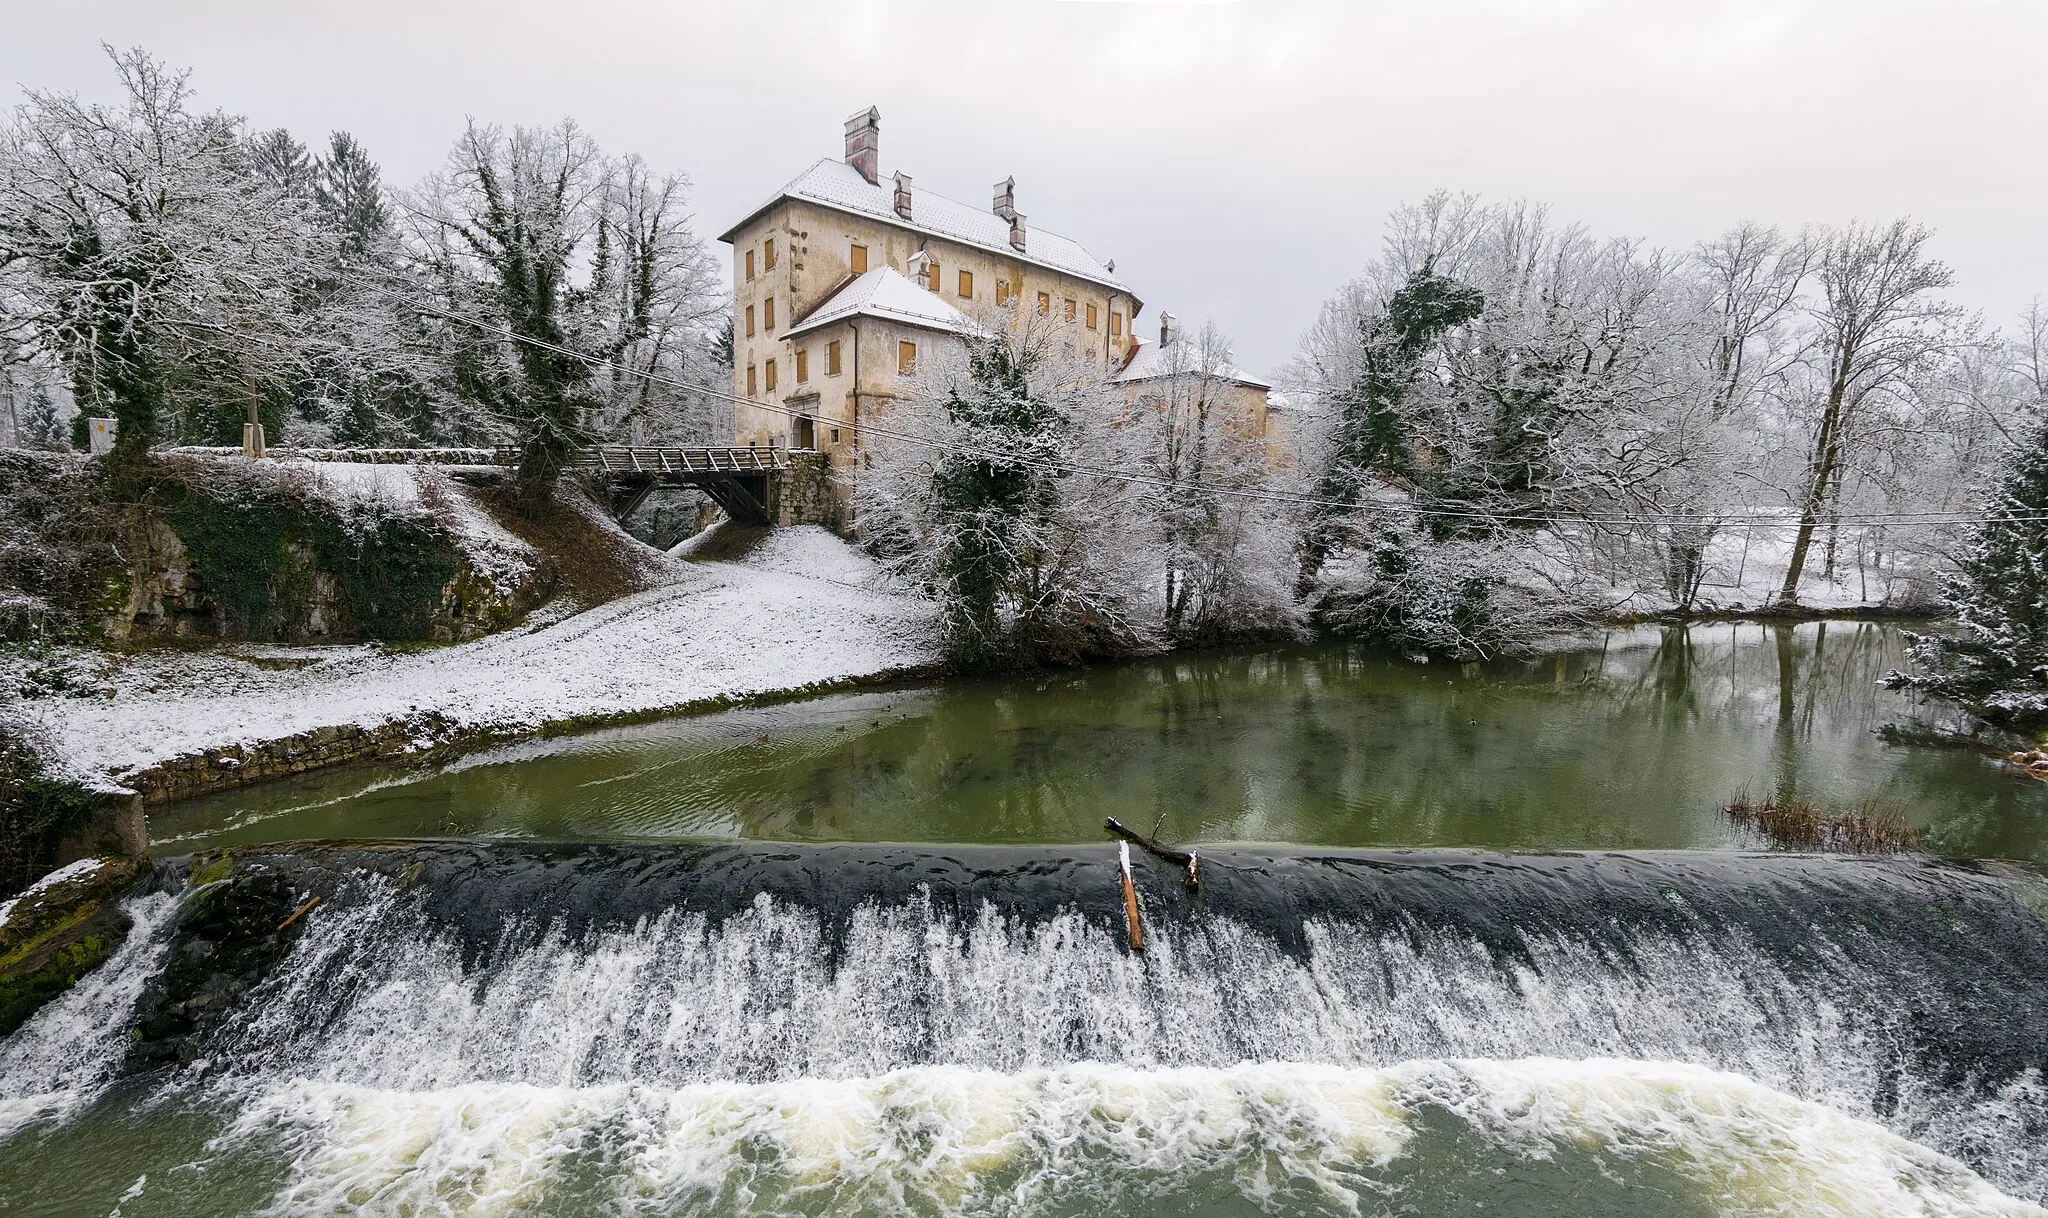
[958,269,974,298]
[745,305,755,337]
[765,358,778,392]
[795,349,808,383]
[898,341,917,375]
[850,244,868,274]
[763,238,776,270]
[827,340,842,376]
[764,296,776,329]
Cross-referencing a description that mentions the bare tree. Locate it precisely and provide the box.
[1775,220,1962,603]
[586,155,725,446]
[1125,320,1303,640]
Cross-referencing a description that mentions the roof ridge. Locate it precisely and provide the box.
[720,157,1132,297]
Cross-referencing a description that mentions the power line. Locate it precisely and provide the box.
[368,282,2038,531]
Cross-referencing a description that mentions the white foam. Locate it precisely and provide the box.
[223,1062,2041,1218]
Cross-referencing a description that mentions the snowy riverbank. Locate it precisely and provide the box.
[1,526,941,795]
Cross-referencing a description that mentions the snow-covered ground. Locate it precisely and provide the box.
[2,525,940,791]
[1518,515,1943,617]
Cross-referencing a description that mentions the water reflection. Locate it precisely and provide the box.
[150,622,2048,860]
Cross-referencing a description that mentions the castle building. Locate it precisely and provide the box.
[1110,311,1275,452]
[718,107,1276,504]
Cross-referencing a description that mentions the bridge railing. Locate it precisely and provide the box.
[501,445,792,475]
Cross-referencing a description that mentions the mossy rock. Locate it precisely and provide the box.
[132,866,306,1064]
[0,855,144,1038]
[0,927,124,1038]
[156,471,462,644]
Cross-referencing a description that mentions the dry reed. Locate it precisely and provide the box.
[1722,791,1923,854]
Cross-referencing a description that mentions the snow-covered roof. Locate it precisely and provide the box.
[722,158,1133,297]
[1112,335,1274,391]
[784,267,974,340]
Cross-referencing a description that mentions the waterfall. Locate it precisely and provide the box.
[2,845,2045,1216]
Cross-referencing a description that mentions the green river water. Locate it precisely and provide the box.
[150,619,2048,860]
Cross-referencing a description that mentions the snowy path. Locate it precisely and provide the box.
[4,528,941,789]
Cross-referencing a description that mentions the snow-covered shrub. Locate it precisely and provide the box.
[1314,518,1598,660]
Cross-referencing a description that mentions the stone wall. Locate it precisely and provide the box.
[123,712,468,806]
[774,451,843,531]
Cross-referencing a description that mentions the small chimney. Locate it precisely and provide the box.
[1008,211,1027,253]
[908,250,930,283]
[844,106,880,184]
[993,177,1017,221]
[1159,312,1179,345]
[892,171,913,220]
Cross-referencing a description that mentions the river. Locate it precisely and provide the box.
[153,621,2048,860]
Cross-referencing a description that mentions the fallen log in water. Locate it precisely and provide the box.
[1105,817,1201,891]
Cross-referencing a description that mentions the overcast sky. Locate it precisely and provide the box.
[5,0,2044,375]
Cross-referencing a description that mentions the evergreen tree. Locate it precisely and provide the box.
[1299,268,1483,582]
[17,382,65,450]
[250,127,317,198]
[315,131,391,260]
[710,315,735,369]
[928,334,1067,664]
[1886,418,2048,725]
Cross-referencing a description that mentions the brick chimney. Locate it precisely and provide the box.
[844,106,880,184]
[892,171,913,220]
[1008,212,1027,253]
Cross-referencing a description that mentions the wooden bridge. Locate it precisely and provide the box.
[547,445,791,525]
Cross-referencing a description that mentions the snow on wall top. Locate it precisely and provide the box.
[725,158,1133,297]
[785,267,974,341]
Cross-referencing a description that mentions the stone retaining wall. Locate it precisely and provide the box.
[124,712,467,806]
[774,451,841,530]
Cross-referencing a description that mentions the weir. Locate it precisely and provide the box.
[2,843,2046,1215]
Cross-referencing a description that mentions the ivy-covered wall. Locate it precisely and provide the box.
[159,482,461,642]
[100,461,554,646]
